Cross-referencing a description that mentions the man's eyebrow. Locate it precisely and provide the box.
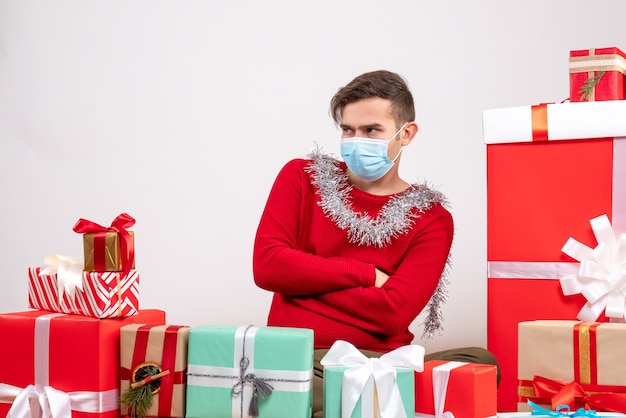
[340,123,384,130]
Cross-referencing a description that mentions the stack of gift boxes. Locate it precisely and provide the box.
[484,46,626,414]
[0,211,500,418]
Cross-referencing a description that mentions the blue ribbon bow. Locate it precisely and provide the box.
[529,400,598,417]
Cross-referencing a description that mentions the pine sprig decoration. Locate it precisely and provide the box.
[579,71,605,101]
[120,364,168,418]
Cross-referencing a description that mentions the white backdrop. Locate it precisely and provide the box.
[1,0,625,354]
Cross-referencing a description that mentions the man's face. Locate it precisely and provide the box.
[340,97,401,157]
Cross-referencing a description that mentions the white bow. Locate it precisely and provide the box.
[560,214,626,322]
[321,340,424,418]
[38,255,84,300]
[2,384,71,418]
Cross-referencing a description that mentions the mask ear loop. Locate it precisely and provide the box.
[389,122,409,162]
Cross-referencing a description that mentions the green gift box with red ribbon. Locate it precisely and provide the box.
[120,324,191,418]
[518,320,626,414]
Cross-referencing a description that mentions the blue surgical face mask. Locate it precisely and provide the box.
[340,123,408,181]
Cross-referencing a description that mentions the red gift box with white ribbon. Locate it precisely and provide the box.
[483,100,626,411]
[0,309,166,418]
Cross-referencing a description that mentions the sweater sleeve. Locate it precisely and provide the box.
[310,204,453,337]
[253,159,376,296]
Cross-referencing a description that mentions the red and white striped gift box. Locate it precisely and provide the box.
[28,266,140,318]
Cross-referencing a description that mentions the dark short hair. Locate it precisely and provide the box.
[330,70,415,128]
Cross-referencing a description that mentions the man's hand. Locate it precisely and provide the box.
[375,268,390,288]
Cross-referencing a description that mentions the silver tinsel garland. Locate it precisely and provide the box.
[305,148,452,339]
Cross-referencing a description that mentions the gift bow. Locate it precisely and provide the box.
[72,213,135,281]
[320,340,424,418]
[560,214,626,322]
[532,375,626,414]
[3,384,72,418]
[38,254,84,300]
[528,400,597,417]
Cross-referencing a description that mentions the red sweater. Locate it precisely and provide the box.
[253,156,454,352]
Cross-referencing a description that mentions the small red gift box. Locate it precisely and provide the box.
[28,266,140,318]
[414,360,497,418]
[569,47,626,102]
[120,324,191,418]
[483,101,626,411]
[0,309,166,418]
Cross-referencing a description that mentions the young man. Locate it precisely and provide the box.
[253,70,498,416]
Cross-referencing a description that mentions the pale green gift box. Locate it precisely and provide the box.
[323,366,414,418]
[186,325,314,418]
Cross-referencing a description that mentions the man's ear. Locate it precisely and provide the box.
[401,121,419,146]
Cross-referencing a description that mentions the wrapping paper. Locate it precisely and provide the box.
[414,360,497,418]
[483,100,626,411]
[569,47,626,102]
[28,266,139,318]
[120,324,190,417]
[0,309,166,418]
[186,325,313,418]
[517,320,626,413]
[82,231,135,272]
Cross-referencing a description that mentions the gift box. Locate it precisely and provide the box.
[120,324,191,418]
[28,266,140,318]
[517,320,626,413]
[0,309,166,418]
[321,340,423,418]
[186,325,313,418]
[569,47,626,102]
[483,101,626,411]
[73,213,136,273]
[414,360,497,418]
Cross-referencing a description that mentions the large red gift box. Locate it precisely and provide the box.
[483,101,626,411]
[0,309,166,418]
[569,47,626,102]
[414,360,497,418]
[28,266,140,318]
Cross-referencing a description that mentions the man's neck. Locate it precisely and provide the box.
[348,172,410,196]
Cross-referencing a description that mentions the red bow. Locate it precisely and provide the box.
[73,213,135,281]
[533,375,626,413]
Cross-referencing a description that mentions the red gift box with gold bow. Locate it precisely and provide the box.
[518,320,626,413]
[569,47,626,102]
[120,324,191,418]
[483,101,626,411]
[0,309,166,418]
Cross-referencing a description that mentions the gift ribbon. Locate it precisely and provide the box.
[72,213,135,282]
[187,325,313,418]
[531,104,549,142]
[530,376,626,414]
[528,400,598,417]
[0,313,119,418]
[38,254,84,300]
[414,361,468,418]
[120,325,188,416]
[320,340,425,418]
[560,214,626,322]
